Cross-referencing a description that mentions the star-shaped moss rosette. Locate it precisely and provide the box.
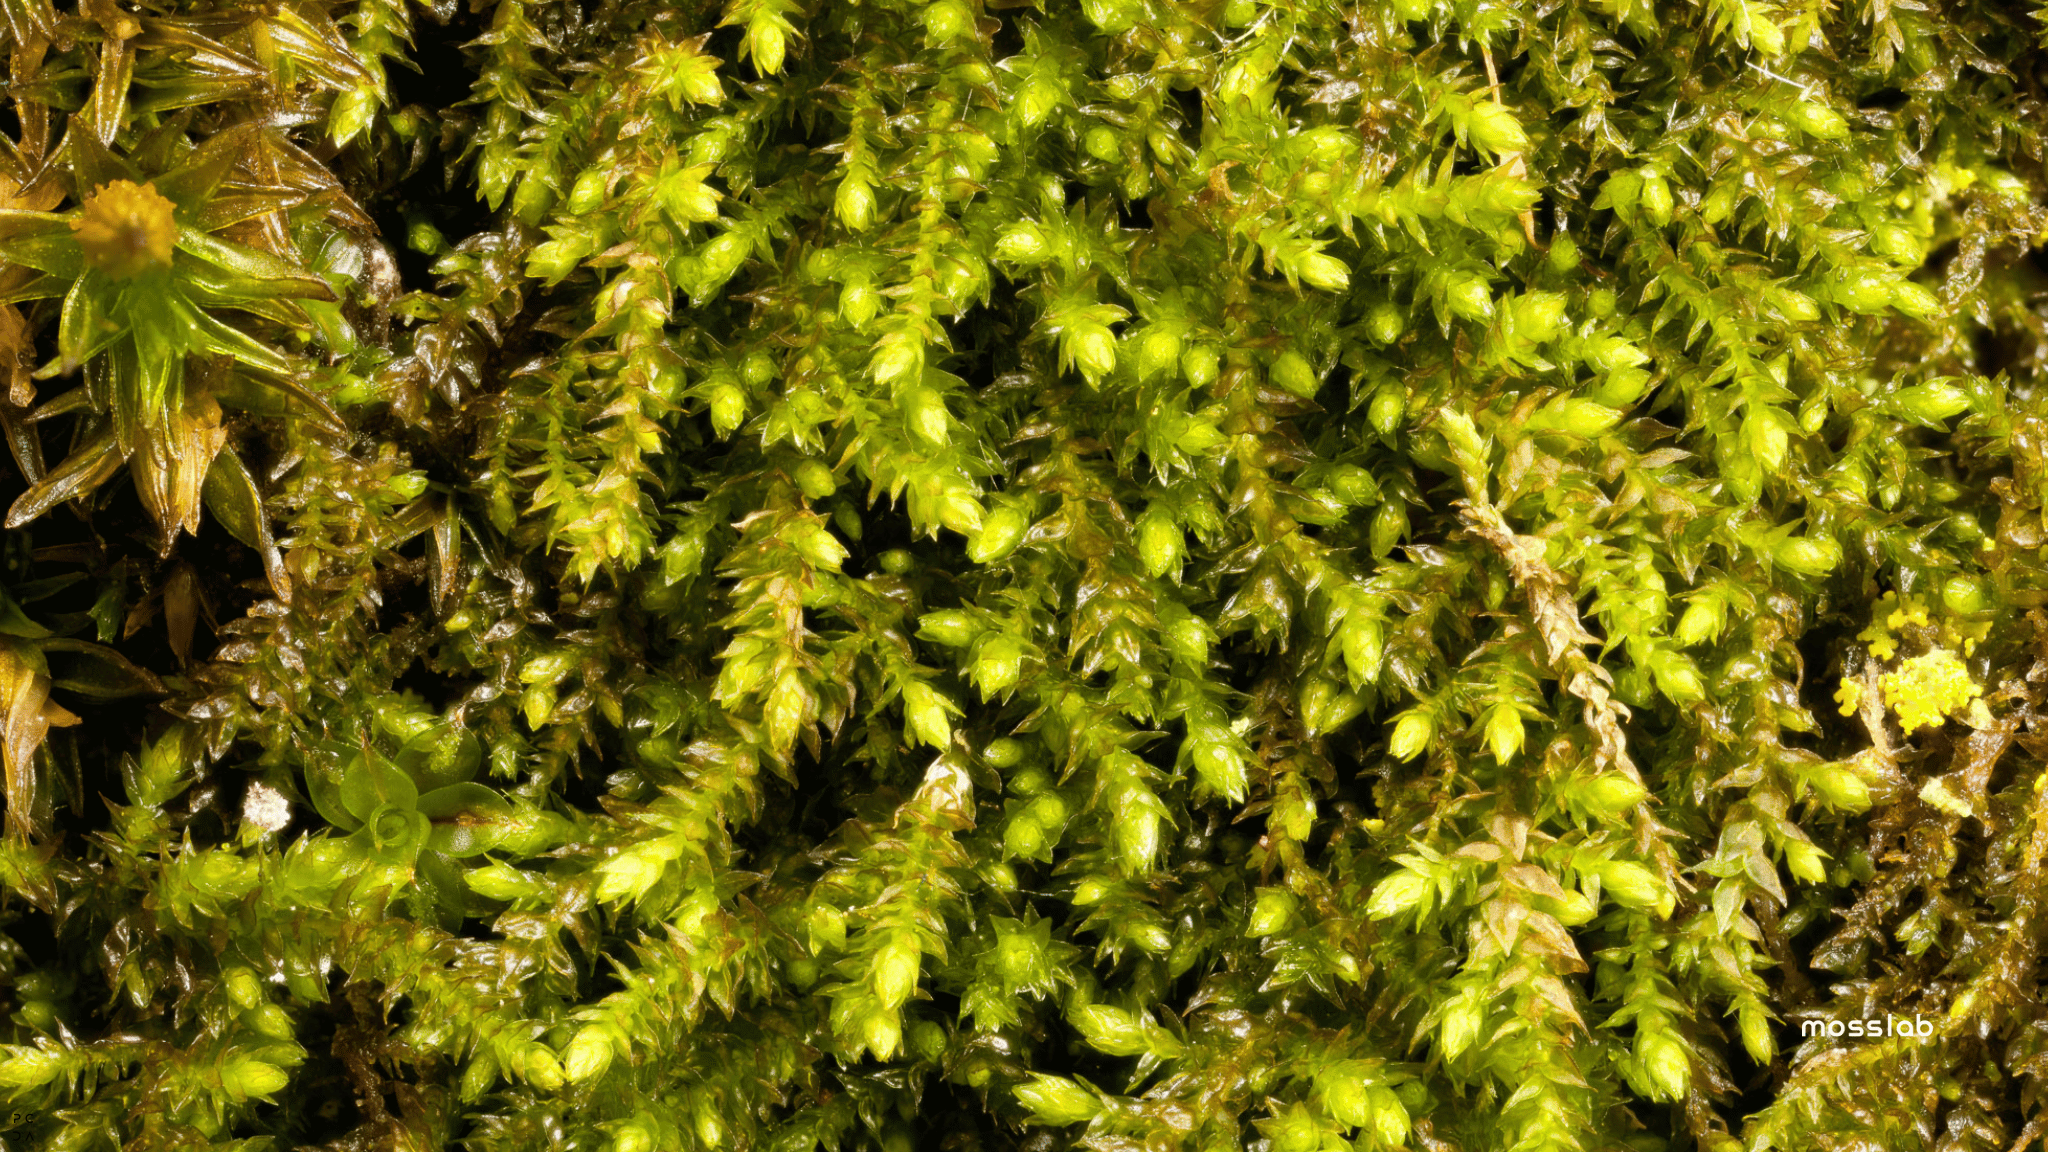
[0,125,345,558]
[301,710,517,918]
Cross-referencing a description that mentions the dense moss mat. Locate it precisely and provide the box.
[0,0,2043,1147]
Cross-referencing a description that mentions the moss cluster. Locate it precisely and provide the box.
[0,0,2044,1148]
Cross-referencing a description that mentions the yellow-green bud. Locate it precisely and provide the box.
[1806,763,1871,812]
[1069,323,1117,383]
[794,460,837,500]
[1341,616,1384,684]
[873,332,924,387]
[1511,291,1566,343]
[1167,615,1211,663]
[1004,813,1045,858]
[922,0,971,44]
[1388,712,1432,760]
[1135,327,1182,379]
[1129,922,1172,952]
[836,175,875,231]
[1367,302,1405,345]
[1326,464,1380,505]
[1074,1004,1147,1055]
[1371,500,1408,557]
[807,904,847,951]
[1583,773,1649,813]
[1787,101,1849,140]
[839,281,880,327]
[996,222,1050,263]
[1552,397,1622,437]
[1600,860,1665,910]
[1775,536,1842,576]
[973,636,1026,698]
[1601,169,1642,216]
[701,232,751,282]
[1299,251,1350,292]
[1467,101,1528,154]
[1941,574,1991,615]
[221,1057,290,1101]
[1301,677,1363,735]
[970,504,1031,563]
[1870,222,1922,266]
[747,17,786,73]
[1114,802,1161,873]
[224,967,264,1010]
[1594,366,1653,407]
[521,652,575,685]
[1749,8,1786,55]
[1700,183,1738,223]
[1640,1031,1690,1100]
[1548,231,1579,273]
[1137,511,1183,578]
[1773,287,1821,322]
[1738,1006,1775,1064]
[1030,792,1068,827]
[862,1011,902,1059]
[460,1056,497,1101]
[568,168,609,214]
[1369,384,1406,435]
[1017,78,1061,127]
[1830,268,1894,314]
[1366,869,1429,919]
[710,383,746,437]
[873,938,922,1009]
[902,682,953,747]
[1585,336,1647,373]
[246,1003,295,1040]
[1896,380,1969,423]
[996,927,1045,982]
[905,387,950,445]
[1445,274,1493,322]
[1784,840,1828,885]
[1190,740,1247,801]
[1890,280,1941,317]
[1638,171,1674,226]
[1247,887,1297,936]
[1484,705,1524,763]
[1271,350,1318,397]
[563,1028,614,1082]
[985,737,1026,768]
[1015,1074,1100,1125]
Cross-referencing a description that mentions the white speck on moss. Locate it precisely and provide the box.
[242,782,291,833]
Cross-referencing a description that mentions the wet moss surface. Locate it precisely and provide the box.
[0,0,2045,1149]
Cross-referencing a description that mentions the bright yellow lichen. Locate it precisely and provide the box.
[1856,591,1911,661]
[1834,678,1863,717]
[1941,618,1991,657]
[1880,648,1981,733]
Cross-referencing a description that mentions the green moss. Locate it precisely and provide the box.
[0,0,2044,1148]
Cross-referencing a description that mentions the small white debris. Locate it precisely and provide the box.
[242,781,292,833]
